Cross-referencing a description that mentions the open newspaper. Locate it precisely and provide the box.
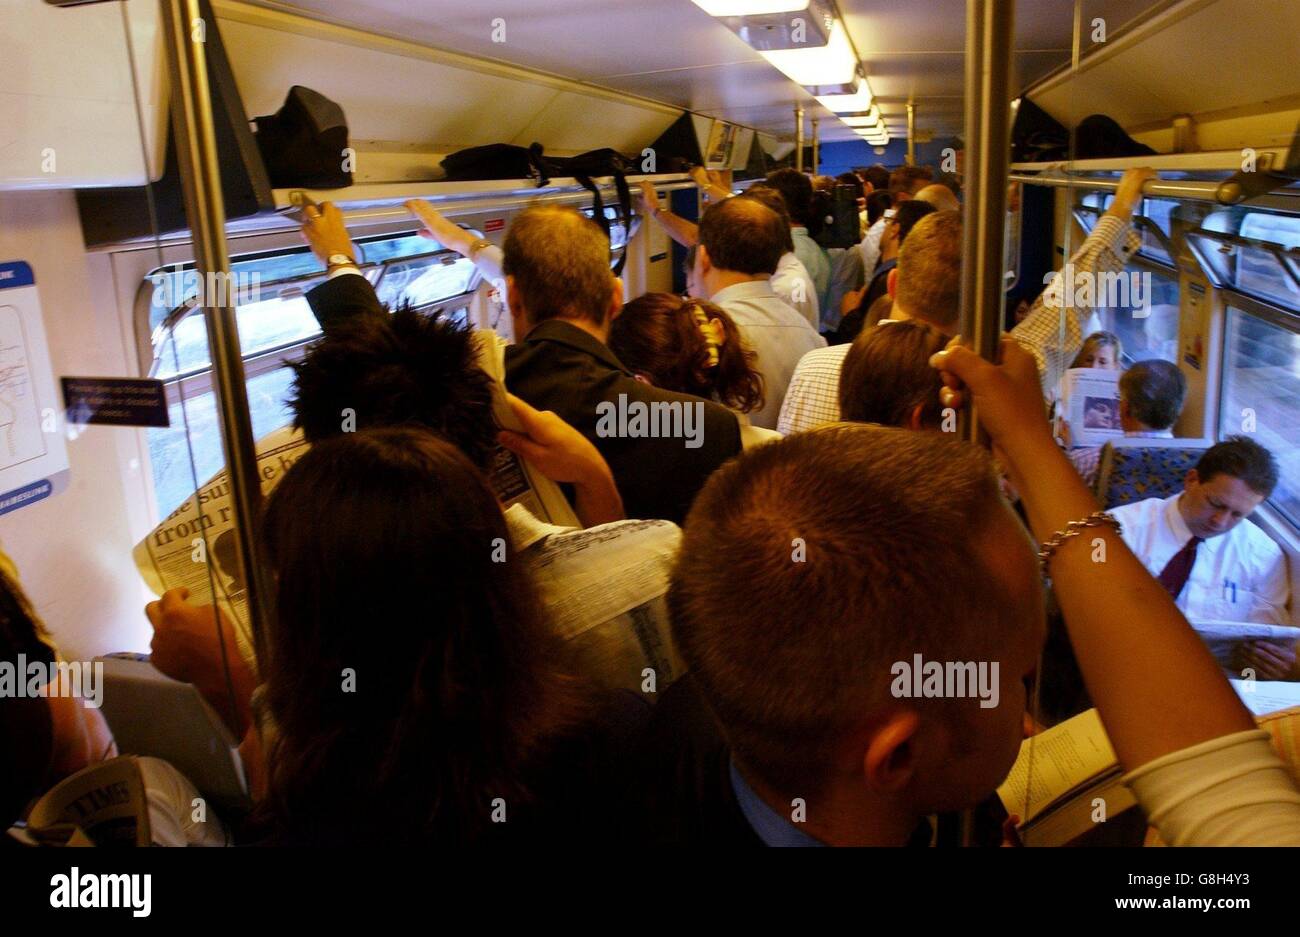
[1057,367,1123,448]
[1193,618,1299,669]
[133,327,578,665]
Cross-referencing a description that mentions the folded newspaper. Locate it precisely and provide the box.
[1058,367,1123,448]
[133,328,578,666]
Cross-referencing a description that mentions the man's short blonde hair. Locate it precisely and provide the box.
[894,210,962,330]
[503,205,614,324]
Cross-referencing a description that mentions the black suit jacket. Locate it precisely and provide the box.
[305,277,742,523]
[505,320,742,524]
[306,272,385,330]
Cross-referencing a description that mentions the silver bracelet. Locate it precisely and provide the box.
[1037,511,1122,576]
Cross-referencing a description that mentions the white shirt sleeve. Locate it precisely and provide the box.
[1123,730,1300,845]
[136,756,231,846]
[471,243,505,282]
[1247,538,1291,625]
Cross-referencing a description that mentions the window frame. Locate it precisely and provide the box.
[1213,273,1300,532]
[133,232,484,519]
[135,231,483,397]
[1186,228,1300,305]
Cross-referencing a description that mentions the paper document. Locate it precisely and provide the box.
[1230,679,1300,718]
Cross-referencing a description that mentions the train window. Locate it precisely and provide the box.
[1188,212,1300,309]
[142,232,481,517]
[1073,193,1174,265]
[1085,264,1181,365]
[1219,306,1300,528]
[581,205,632,268]
[373,252,478,310]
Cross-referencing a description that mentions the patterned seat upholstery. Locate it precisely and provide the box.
[1095,439,1213,508]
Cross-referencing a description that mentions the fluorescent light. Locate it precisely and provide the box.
[759,19,856,86]
[815,76,874,113]
[692,0,809,14]
[842,114,884,129]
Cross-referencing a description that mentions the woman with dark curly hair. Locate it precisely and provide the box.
[609,292,765,419]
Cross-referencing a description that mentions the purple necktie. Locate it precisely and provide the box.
[1157,536,1202,599]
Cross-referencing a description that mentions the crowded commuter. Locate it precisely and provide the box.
[635,180,822,332]
[247,427,647,846]
[1069,359,1187,488]
[765,168,832,307]
[838,319,949,429]
[932,339,1300,844]
[1108,436,1291,631]
[401,200,744,523]
[1072,330,1123,370]
[835,199,938,344]
[694,195,826,430]
[861,165,933,275]
[607,293,764,418]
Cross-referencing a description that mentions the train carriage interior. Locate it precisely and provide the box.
[4,0,1300,879]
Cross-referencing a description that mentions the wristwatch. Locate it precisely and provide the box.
[326,252,357,271]
[468,238,494,260]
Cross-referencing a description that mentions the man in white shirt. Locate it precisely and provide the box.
[1070,359,1187,489]
[769,252,820,330]
[695,196,826,430]
[860,165,933,276]
[631,180,821,332]
[766,168,831,307]
[1110,437,1293,672]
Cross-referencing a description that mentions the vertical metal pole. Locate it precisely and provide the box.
[906,102,917,166]
[159,0,275,641]
[959,0,1015,850]
[959,0,1015,447]
[794,103,805,172]
[811,117,820,174]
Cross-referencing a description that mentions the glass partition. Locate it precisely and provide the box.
[1219,305,1300,529]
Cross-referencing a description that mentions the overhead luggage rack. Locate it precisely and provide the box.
[1010,147,1299,206]
[273,173,698,223]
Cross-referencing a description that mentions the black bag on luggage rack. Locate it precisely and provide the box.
[252,85,354,189]
[1074,115,1157,160]
[553,148,637,275]
[440,143,638,275]
[1010,96,1070,164]
[440,141,561,185]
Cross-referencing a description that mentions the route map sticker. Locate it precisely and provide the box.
[0,261,69,516]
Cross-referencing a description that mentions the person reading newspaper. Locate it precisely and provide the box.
[931,337,1300,845]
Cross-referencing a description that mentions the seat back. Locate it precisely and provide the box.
[1095,438,1213,508]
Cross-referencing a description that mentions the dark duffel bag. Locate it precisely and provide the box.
[552,148,637,275]
[440,141,561,184]
[252,85,353,189]
[1074,114,1157,160]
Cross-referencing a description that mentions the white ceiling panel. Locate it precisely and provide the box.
[232,0,1210,143]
